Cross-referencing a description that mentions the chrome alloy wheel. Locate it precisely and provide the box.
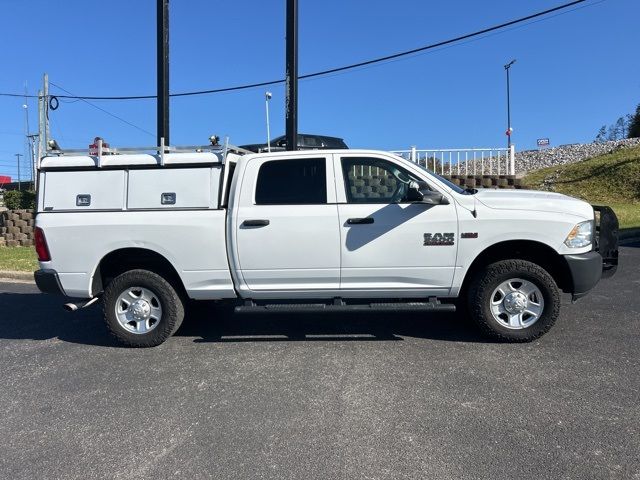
[115,287,163,334]
[489,278,544,330]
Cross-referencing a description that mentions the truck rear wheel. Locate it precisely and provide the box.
[103,269,184,347]
[468,259,560,342]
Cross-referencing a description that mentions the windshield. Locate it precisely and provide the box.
[414,163,467,194]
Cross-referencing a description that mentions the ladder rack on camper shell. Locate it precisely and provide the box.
[36,138,253,212]
[40,137,253,169]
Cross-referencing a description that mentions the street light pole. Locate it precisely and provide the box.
[265,92,272,152]
[15,154,22,191]
[504,59,516,149]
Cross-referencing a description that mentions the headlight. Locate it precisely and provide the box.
[564,220,593,248]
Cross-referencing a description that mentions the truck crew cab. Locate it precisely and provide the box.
[33,140,618,347]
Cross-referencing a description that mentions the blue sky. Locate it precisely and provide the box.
[1,0,639,181]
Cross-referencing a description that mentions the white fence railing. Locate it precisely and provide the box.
[392,145,516,176]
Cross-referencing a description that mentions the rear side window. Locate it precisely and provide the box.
[255,158,326,205]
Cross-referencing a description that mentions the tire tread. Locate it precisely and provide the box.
[468,259,560,342]
[103,269,184,348]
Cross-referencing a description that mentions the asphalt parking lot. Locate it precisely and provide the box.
[1,245,638,480]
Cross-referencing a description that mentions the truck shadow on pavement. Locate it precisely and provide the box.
[0,292,491,347]
[180,303,490,344]
[0,292,120,347]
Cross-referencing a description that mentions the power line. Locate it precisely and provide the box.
[0,0,596,101]
[49,82,155,137]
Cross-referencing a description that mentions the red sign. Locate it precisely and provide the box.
[89,137,111,156]
[0,175,11,185]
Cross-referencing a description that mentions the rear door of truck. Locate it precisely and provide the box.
[229,153,341,292]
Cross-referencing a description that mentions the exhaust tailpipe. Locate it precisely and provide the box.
[63,296,100,312]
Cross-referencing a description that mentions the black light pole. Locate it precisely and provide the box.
[504,59,516,149]
[285,0,298,151]
[157,0,170,146]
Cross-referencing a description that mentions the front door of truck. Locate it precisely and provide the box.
[335,155,458,294]
[233,155,341,292]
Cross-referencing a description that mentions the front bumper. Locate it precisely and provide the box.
[34,269,65,296]
[565,206,619,301]
[593,205,619,278]
[565,252,603,300]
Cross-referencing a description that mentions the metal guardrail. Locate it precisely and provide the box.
[392,145,516,176]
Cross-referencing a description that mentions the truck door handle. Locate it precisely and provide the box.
[347,217,374,225]
[243,219,270,227]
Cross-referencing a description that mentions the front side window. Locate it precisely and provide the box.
[341,157,425,204]
[255,158,326,205]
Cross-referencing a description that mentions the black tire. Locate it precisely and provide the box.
[467,259,560,342]
[103,269,184,347]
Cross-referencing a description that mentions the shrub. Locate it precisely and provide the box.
[2,190,36,210]
[21,190,36,210]
[3,190,22,210]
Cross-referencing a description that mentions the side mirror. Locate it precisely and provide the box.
[422,190,450,205]
[408,182,449,205]
[406,186,424,202]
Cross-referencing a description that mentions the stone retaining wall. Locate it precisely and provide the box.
[0,209,35,247]
[445,174,523,189]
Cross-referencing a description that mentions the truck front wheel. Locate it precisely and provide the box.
[103,269,185,347]
[468,259,560,342]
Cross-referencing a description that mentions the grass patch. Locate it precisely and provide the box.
[524,146,640,229]
[0,247,39,272]
[604,203,640,230]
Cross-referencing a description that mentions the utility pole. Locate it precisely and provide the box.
[15,154,22,191]
[37,89,45,183]
[23,82,30,179]
[285,0,298,151]
[36,75,50,190]
[27,134,39,184]
[37,73,50,169]
[157,0,170,147]
[504,59,516,149]
[43,74,49,151]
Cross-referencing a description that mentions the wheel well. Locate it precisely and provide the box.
[93,248,186,297]
[461,240,572,296]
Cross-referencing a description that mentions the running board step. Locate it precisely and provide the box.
[235,301,456,313]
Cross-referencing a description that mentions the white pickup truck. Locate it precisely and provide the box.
[33,141,618,347]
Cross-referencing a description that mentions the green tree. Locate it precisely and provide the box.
[614,117,626,139]
[628,104,640,138]
[595,125,607,143]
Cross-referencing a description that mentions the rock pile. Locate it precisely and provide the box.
[514,138,640,174]
[0,209,35,247]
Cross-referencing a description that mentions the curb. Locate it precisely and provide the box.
[0,270,35,282]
